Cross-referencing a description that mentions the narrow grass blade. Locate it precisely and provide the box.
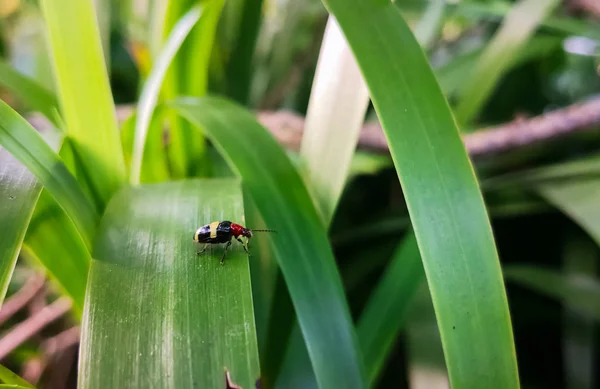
[40,0,126,209]
[436,36,561,98]
[0,146,43,306]
[0,60,61,127]
[357,232,424,385]
[23,190,90,314]
[0,364,34,388]
[505,265,600,321]
[300,16,370,222]
[0,101,98,250]
[535,178,600,247]
[562,232,597,389]
[78,179,259,388]
[450,1,600,42]
[130,5,202,184]
[320,1,519,387]
[159,0,225,179]
[0,385,34,389]
[173,97,366,389]
[453,0,560,124]
[224,0,263,104]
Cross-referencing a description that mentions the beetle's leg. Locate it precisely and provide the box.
[221,240,232,265]
[236,237,251,256]
[197,244,208,255]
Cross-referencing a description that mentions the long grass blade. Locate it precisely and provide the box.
[130,5,203,184]
[173,97,367,389]
[0,145,43,306]
[23,189,90,314]
[505,265,600,321]
[0,101,98,250]
[320,0,520,387]
[0,364,35,388]
[357,232,424,385]
[78,179,260,388]
[300,16,370,222]
[0,60,61,127]
[40,0,126,209]
[453,0,560,125]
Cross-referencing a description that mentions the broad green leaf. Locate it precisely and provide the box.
[0,100,98,250]
[23,189,90,314]
[357,232,424,385]
[0,385,34,389]
[504,265,600,321]
[300,16,370,223]
[173,97,366,389]
[320,1,519,388]
[453,0,560,124]
[40,0,126,210]
[0,146,43,306]
[0,364,35,388]
[78,179,260,388]
[0,60,61,128]
[130,4,203,184]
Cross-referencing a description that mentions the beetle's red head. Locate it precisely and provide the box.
[231,223,276,238]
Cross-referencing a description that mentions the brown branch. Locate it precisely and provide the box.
[0,273,45,326]
[258,96,600,158]
[28,96,600,159]
[42,326,81,356]
[0,297,72,360]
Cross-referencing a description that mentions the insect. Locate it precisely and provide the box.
[193,221,276,264]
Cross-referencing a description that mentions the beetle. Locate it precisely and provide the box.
[193,221,276,264]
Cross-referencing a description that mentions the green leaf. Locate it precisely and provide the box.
[40,0,126,210]
[0,60,62,128]
[78,179,260,388]
[23,189,90,314]
[130,4,203,184]
[0,146,43,306]
[172,97,366,389]
[300,16,370,223]
[357,232,425,385]
[224,0,263,104]
[453,0,560,124]
[0,385,35,389]
[0,364,34,388]
[320,1,519,388]
[504,265,600,321]
[0,100,98,250]
[535,178,600,247]
[159,0,225,179]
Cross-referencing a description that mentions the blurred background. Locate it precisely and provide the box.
[1,0,600,388]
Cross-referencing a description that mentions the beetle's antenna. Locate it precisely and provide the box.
[250,229,277,233]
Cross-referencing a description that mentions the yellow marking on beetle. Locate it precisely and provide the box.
[209,221,220,239]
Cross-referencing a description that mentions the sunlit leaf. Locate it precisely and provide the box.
[79,179,260,388]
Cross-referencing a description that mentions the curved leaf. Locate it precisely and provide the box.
[40,0,126,210]
[79,179,259,388]
[0,100,98,250]
[0,60,61,128]
[0,364,35,388]
[319,1,520,388]
[130,5,203,184]
[0,146,43,306]
[173,97,366,389]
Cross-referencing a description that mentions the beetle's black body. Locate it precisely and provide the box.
[194,221,234,244]
[193,220,276,265]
